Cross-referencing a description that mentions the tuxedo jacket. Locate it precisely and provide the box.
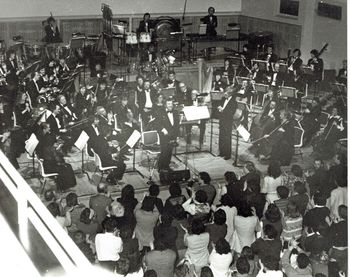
[202,15,217,36]
[44,25,62,43]
[154,109,180,141]
[219,97,237,128]
[287,57,303,75]
[136,89,157,110]
[27,80,42,103]
[5,59,18,85]
[46,114,64,135]
[138,20,154,33]
[269,71,285,87]
[59,103,77,122]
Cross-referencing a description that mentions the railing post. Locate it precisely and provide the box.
[17,181,29,251]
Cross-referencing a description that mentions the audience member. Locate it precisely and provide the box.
[261,161,284,203]
[89,182,112,225]
[274,185,289,214]
[209,238,233,277]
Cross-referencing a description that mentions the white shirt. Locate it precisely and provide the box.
[222,96,232,110]
[92,125,99,136]
[33,79,40,93]
[53,114,61,129]
[144,90,153,108]
[95,232,123,261]
[267,108,275,117]
[271,72,277,86]
[167,111,174,126]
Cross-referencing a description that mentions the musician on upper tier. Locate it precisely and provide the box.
[44,16,63,43]
[262,45,278,73]
[336,59,347,85]
[138,13,154,34]
[307,49,324,83]
[237,44,253,77]
[202,7,218,37]
[286,48,303,84]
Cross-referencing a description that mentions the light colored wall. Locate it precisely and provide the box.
[0,0,241,18]
[241,0,347,69]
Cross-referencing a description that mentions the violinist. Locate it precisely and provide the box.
[96,106,116,140]
[307,49,324,83]
[38,66,50,88]
[262,45,278,73]
[75,85,96,118]
[57,94,78,124]
[300,98,322,146]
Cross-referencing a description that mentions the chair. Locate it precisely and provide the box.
[140,131,161,180]
[113,114,122,132]
[36,157,58,194]
[90,148,117,184]
[294,125,305,160]
[319,111,330,127]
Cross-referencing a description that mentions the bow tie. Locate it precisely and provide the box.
[167,111,173,114]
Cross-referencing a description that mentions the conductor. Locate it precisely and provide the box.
[154,98,180,172]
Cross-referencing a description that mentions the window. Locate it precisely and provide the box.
[279,0,299,17]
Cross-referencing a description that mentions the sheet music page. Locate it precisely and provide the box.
[74,131,90,151]
[126,130,141,148]
[25,133,39,156]
[183,106,210,121]
[237,124,251,142]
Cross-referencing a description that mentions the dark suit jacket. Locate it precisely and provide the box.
[202,15,217,36]
[138,20,154,33]
[59,103,77,122]
[154,109,180,142]
[269,71,285,87]
[46,114,63,135]
[44,25,63,43]
[219,97,237,128]
[5,59,18,85]
[136,89,157,110]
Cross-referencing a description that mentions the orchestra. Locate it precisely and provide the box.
[0,8,346,193]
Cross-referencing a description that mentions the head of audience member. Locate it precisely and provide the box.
[119,224,133,241]
[214,238,230,255]
[208,6,215,15]
[246,173,261,193]
[169,182,182,197]
[263,224,278,240]
[144,269,157,277]
[220,194,234,208]
[120,184,135,202]
[237,201,253,218]
[331,164,347,188]
[213,209,226,226]
[267,160,282,179]
[277,186,289,200]
[194,190,208,204]
[338,205,347,221]
[115,257,130,276]
[243,161,258,175]
[57,94,67,106]
[291,164,303,178]
[236,256,250,275]
[261,255,280,271]
[159,213,173,227]
[80,208,95,224]
[190,218,206,235]
[200,266,214,277]
[136,75,144,87]
[47,202,60,218]
[199,171,211,185]
[96,106,107,117]
[313,191,327,206]
[241,246,254,260]
[293,48,301,58]
[165,98,174,112]
[265,203,281,223]
[179,82,187,93]
[149,183,160,197]
[44,189,57,202]
[224,171,238,184]
[141,196,155,212]
[102,216,116,233]
[296,253,310,270]
[294,181,307,195]
[108,201,125,217]
[66,192,78,207]
[72,230,85,245]
[97,183,108,194]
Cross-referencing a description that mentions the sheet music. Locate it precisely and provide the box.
[25,133,39,156]
[183,106,210,121]
[237,124,250,142]
[126,130,141,148]
[74,131,90,151]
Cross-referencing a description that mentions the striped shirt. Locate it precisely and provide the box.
[281,216,303,241]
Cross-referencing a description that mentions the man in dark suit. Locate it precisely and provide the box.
[202,7,217,37]
[218,86,237,160]
[45,102,66,136]
[269,63,285,88]
[154,98,180,171]
[162,70,180,91]
[57,94,78,124]
[262,45,278,73]
[85,115,126,185]
[44,16,62,43]
[138,13,154,34]
[26,71,42,105]
[136,80,157,125]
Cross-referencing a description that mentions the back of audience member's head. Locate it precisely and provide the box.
[44,189,56,202]
[215,238,230,255]
[213,209,226,225]
[115,257,130,276]
[294,181,307,195]
[199,172,211,184]
[338,205,347,220]
[265,203,281,223]
[72,230,85,244]
[291,164,303,177]
[237,201,253,217]
[141,196,155,212]
[153,237,167,251]
[267,160,282,179]
[97,182,108,194]
[277,186,289,199]
[80,208,92,224]
[121,184,135,201]
[172,204,187,220]
[297,253,310,269]
[119,224,133,241]
[174,263,189,277]
[220,194,234,207]
[263,224,278,239]
[160,213,173,227]
[149,183,160,197]
[169,182,182,197]
[66,192,78,207]
[195,190,208,204]
[47,202,60,217]
[191,218,206,235]
[261,255,280,271]
[313,192,327,206]
[144,269,157,277]
[241,246,254,260]
[286,201,300,218]
[200,266,214,277]
[224,171,237,183]
[236,256,250,274]
[109,201,125,217]
[102,216,116,233]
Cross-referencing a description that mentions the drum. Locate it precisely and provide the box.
[126,32,138,44]
[139,32,151,43]
[153,17,180,38]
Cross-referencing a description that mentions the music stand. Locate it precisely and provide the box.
[160,87,176,99]
[278,63,288,73]
[124,130,144,178]
[236,76,251,85]
[280,86,296,98]
[254,83,269,106]
[210,90,223,101]
[25,133,39,178]
[74,131,91,180]
[234,124,251,167]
